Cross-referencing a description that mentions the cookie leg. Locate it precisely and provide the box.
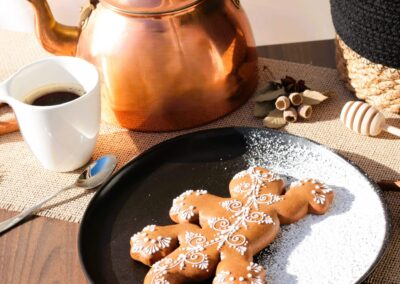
[213,251,266,284]
[144,245,220,284]
[130,224,200,266]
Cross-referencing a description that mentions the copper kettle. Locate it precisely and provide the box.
[28,0,258,131]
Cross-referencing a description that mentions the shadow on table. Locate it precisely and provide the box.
[364,190,400,284]
[0,189,94,235]
[382,118,400,140]
[39,189,95,213]
[96,126,239,168]
[337,150,400,182]
[95,130,176,168]
[386,117,400,127]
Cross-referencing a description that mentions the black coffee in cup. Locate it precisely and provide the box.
[24,84,86,106]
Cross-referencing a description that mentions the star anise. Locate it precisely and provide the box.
[280,76,309,93]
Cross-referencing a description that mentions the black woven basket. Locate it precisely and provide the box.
[331,0,400,69]
[330,0,400,113]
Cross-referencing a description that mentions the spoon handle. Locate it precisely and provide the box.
[0,185,74,234]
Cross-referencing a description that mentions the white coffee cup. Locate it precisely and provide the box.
[0,56,100,172]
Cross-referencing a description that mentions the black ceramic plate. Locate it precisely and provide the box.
[79,127,390,284]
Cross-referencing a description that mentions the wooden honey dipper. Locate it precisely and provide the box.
[340,101,400,137]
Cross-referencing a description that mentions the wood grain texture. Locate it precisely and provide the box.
[257,40,336,69]
[0,209,86,284]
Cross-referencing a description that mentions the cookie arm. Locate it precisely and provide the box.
[273,180,334,225]
[130,223,200,266]
[169,190,223,224]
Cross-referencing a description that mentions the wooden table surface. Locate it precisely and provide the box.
[0,40,342,284]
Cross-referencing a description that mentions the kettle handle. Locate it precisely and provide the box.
[231,0,240,8]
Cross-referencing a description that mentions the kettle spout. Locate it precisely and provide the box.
[28,0,81,56]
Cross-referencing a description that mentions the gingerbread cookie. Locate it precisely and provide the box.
[130,166,334,283]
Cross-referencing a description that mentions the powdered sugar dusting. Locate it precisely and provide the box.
[244,130,387,284]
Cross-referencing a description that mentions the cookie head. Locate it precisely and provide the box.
[229,166,285,199]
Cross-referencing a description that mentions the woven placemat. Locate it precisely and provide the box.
[1,30,399,282]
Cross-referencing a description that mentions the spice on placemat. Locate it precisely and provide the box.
[0,120,19,135]
[378,180,400,192]
[253,76,330,128]
[0,104,18,135]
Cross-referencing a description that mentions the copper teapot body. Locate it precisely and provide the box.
[28,0,258,131]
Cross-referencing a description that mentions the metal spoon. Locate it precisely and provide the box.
[0,155,117,234]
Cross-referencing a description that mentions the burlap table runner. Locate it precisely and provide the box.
[1,30,399,282]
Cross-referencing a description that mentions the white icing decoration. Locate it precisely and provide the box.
[208,217,230,231]
[179,206,196,220]
[148,167,280,282]
[146,167,334,284]
[195,189,208,196]
[221,200,243,212]
[256,193,283,205]
[233,182,251,193]
[214,270,230,283]
[184,232,207,252]
[245,212,274,225]
[157,236,172,249]
[312,190,326,205]
[170,190,207,218]
[321,184,333,194]
[144,241,160,255]
[298,179,333,194]
[130,232,172,256]
[214,264,264,284]
[248,262,263,273]
[291,181,303,187]
[143,225,156,232]
[292,179,332,205]
[203,168,280,255]
[150,235,209,284]
[131,233,146,253]
[170,204,181,215]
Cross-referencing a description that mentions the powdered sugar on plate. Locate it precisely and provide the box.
[244,130,388,284]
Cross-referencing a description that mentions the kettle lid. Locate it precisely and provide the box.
[100,0,202,14]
